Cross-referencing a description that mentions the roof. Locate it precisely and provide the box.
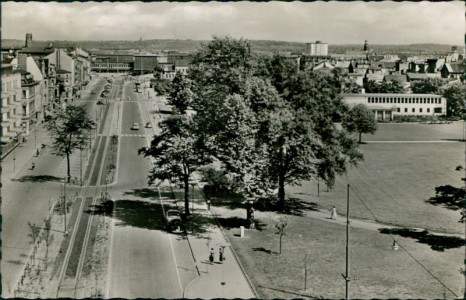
[174,60,190,67]
[383,74,408,83]
[446,63,465,73]
[377,61,397,68]
[341,93,443,97]
[56,69,71,74]
[335,61,351,68]
[407,73,428,80]
[19,46,54,55]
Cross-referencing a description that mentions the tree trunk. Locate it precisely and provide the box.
[279,234,282,254]
[66,152,71,183]
[184,175,190,216]
[358,132,362,144]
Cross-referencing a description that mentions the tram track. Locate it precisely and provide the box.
[54,77,121,298]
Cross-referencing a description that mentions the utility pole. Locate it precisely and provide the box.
[63,180,68,235]
[80,148,83,186]
[343,184,350,299]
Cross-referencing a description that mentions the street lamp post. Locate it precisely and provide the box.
[80,148,83,186]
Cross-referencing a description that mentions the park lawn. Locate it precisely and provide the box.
[218,207,463,299]
[290,142,464,234]
[361,121,463,141]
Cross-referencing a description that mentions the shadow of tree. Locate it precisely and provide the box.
[252,247,273,254]
[112,199,166,231]
[185,213,215,237]
[255,197,319,216]
[217,216,248,229]
[258,285,323,299]
[379,228,464,252]
[14,175,63,183]
[123,188,158,199]
[425,185,463,210]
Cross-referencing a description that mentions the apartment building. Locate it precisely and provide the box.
[1,64,23,150]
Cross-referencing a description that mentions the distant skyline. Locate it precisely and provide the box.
[2,1,464,45]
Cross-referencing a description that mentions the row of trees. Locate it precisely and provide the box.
[139,37,370,215]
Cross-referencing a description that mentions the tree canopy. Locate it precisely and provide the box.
[441,84,465,119]
[342,104,378,144]
[45,105,95,182]
[410,78,445,94]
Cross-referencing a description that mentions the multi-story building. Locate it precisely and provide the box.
[342,93,446,120]
[91,53,134,73]
[44,49,75,103]
[307,41,328,56]
[133,53,160,74]
[1,64,23,151]
[20,70,41,135]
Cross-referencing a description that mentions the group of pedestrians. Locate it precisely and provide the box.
[208,246,225,265]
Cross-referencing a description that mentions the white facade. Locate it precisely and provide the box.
[342,93,446,120]
[1,65,23,143]
[309,41,328,56]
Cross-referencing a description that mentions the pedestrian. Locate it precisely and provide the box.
[219,247,224,263]
[36,148,40,157]
[209,248,214,264]
[207,199,211,211]
[392,241,399,251]
[330,206,337,220]
[31,162,35,170]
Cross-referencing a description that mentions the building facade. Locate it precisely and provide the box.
[1,64,23,148]
[342,93,446,120]
[307,41,328,56]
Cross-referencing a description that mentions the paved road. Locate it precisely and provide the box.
[1,77,105,296]
[106,78,197,298]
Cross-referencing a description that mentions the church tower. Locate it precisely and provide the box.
[363,40,368,52]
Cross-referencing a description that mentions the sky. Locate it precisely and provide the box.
[2,1,464,45]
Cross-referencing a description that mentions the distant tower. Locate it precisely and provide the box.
[25,33,33,47]
[363,40,368,52]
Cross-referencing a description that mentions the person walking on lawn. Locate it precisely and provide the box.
[209,248,215,264]
[331,206,338,220]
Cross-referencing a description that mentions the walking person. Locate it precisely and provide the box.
[209,248,215,264]
[219,247,224,263]
[330,206,338,220]
[206,199,211,211]
[31,161,35,170]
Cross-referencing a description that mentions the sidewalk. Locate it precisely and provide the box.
[182,202,257,299]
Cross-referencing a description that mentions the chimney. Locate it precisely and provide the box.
[25,33,33,47]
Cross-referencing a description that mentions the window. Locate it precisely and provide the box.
[420,108,423,113]
[397,108,400,112]
[434,107,442,114]
[404,108,408,113]
[427,108,430,113]
[412,108,415,113]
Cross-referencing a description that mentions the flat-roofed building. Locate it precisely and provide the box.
[307,41,328,56]
[91,54,134,73]
[134,54,160,74]
[342,93,446,120]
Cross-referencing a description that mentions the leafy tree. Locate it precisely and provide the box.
[153,64,165,79]
[262,54,297,95]
[441,84,465,119]
[379,80,404,93]
[410,78,445,94]
[45,105,95,182]
[330,67,361,94]
[168,72,193,114]
[152,79,171,96]
[139,114,210,216]
[363,80,380,93]
[342,104,378,144]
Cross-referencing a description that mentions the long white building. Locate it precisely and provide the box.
[341,93,446,120]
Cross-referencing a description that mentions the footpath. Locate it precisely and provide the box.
[135,81,257,299]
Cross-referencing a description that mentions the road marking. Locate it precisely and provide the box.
[157,187,184,296]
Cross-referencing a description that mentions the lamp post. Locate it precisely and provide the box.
[80,148,83,186]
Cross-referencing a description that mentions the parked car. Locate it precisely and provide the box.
[145,122,152,128]
[131,123,139,130]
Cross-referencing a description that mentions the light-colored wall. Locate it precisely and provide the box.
[1,70,23,141]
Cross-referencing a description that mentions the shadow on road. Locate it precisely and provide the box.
[13,175,63,183]
[112,199,166,231]
[255,197,320,216]
[378,228,464,252]
[123,188,158,199]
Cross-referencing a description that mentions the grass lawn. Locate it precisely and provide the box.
[218,207,463,299]
[361,121,464,141]
[290,142,464,234]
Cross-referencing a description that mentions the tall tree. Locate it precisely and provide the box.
[168,72,193,114]
[411,78,445,94]
[45,105,95,182]
[441,84,465,119]
[139,114,210,215]
[342,104,378,144]
[363,80,380,93]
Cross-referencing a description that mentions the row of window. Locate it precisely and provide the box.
[2,79,20,93]
[92,63,130,68]
[368,96,441,104]
[394,107,442,113]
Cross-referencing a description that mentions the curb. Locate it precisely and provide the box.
[182,275,202,298]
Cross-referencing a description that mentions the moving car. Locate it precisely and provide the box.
[131,122,139,130]
[165,210,183,232]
